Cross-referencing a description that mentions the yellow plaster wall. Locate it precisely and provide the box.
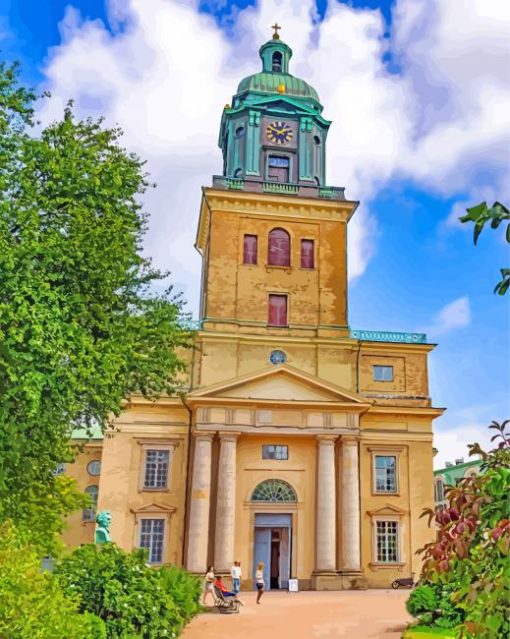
[233,434,316,587]
[359,351,429,397]
[62,443,103,547]
[203,206,347,329]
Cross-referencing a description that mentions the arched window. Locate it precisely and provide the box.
[268,228,290,266]
[272,52,282,72]
[82,485,99,521]
[251,479,297,502]
[234,168,243,178]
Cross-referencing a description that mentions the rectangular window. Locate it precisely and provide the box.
[243,234,258,264]
[375,455,397,492]
[376,521,399,562]
[144,450,170,489]
[300,239,314,269]
[262,445,288,460]
[268,294,288,327]
[139,518,165,564]
[267,156,290,183]
[373,365,394,382]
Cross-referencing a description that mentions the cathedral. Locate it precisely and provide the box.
[64,29,444,590]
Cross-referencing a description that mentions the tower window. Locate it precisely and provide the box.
[272,52,283,72]
[268,294,288,327]
[301,239,314,269]
[235,126,245,138]
[313,135,321,145]
[268,228,290,266]
[267,156,290,183]
[243,234,258,264]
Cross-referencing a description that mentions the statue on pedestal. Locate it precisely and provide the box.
[95,511,111,544]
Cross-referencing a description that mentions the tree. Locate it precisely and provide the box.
[415,421,510,638]
[459,201,510,295]
[0,61,193,550]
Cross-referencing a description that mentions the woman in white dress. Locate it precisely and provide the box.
[202,566,215,605]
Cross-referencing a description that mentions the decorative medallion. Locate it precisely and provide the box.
[269,349,287,365]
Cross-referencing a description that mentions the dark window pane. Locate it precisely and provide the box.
[243,234,258,264]
[373,365,394,381]
[140,518,165,563]
[268,228,290,266]
[144,450,169,489]
[301,239,314,268]
[268,294,288,327]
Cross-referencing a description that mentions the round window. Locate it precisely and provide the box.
[235,126,245,138]
[313,135,321,145]
[269,350,287,365]
[87,460,101,476]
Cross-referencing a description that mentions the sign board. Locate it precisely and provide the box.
[288,579,299,592]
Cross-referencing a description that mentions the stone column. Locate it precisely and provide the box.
[186,433,213,573]
[214,433,238,571]
[315,436,337,572]
[341,437,361,571]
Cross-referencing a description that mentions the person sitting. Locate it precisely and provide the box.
[214,576,244,605]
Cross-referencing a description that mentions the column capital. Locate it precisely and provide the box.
[341,435,360,445]
[315,434,337,444]
[193,430,215,441]
[217,431,241,442]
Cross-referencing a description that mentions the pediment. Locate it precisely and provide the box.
[367,504,408,518]
[130,502,176,515]
[190,365,370,405]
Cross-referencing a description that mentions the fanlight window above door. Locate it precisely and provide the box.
[251,479,297,502]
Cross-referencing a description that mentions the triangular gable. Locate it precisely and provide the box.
[190,365,371,404]
[130,502,176,515]
[367,504,408,517]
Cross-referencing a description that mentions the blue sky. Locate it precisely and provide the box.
[1,0,509,465]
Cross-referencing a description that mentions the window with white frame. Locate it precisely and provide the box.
[143,450,170,489]
[374,455,397,493]
[262,445,288,460]
[376,520,399,563]
[139,518,165,563]
[373,365,394,382]
[82,485,98,521]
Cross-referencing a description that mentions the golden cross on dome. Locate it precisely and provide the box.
[272,23,281,39]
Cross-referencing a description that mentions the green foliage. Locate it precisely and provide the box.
[157,564,202,622]
[0,522,105,639]
[459,201,510,295]
[55,543,202,638]
[415,421,510,639]
[0,61,192,548]
[406,584,440,617]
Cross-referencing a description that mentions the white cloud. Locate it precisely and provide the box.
[36,0,510,313]
[423,296,471,338]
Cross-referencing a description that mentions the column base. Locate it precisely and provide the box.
[338,570,366,590]
[311,571,343,591]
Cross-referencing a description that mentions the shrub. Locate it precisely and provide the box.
[55,543,185,638]
[0,523,105,639]
[157,565,202,622]
[406,584,439,617]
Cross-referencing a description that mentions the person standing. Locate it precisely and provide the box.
[202,566,215,606]
[231,561,242,594]
[255,561,265,604]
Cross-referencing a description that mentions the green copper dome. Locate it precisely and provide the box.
[237,72,320,101]
[235,36,321,104]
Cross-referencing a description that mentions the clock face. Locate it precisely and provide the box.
[266,121,293,145]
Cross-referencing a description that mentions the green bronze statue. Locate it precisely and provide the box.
[95,511,111,544]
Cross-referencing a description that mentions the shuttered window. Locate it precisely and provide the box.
[243,234,258,264]
[268,228,290,266]
[301,239,314,268]
[268,294,288,327]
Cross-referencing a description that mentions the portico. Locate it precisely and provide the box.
[184,365,369,589]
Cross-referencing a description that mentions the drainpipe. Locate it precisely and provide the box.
[355,339,362,393]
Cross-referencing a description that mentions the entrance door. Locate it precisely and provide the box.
[254,514,292,590]
[253,528,271,589]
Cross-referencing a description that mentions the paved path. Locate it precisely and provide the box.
[183,590,412,639]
